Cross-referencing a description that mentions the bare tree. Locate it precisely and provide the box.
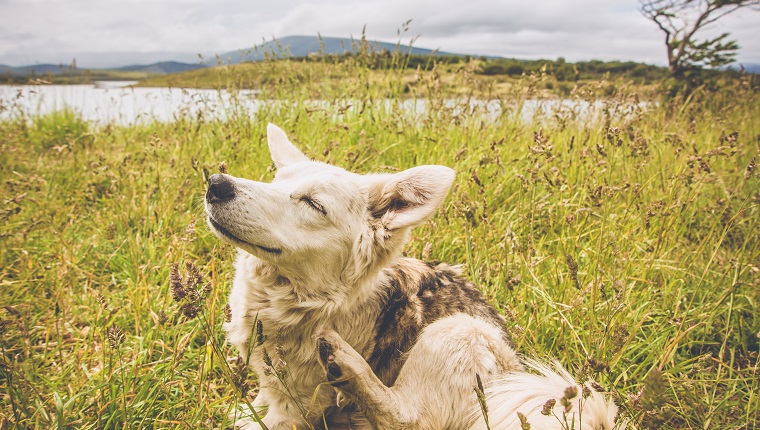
[640,0,760,76]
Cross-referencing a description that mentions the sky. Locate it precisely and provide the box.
[1,0,758,68]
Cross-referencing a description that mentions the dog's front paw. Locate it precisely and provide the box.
[231,414,300,430]
[228,408,265,430]
[232,419,266,430]
[228,403,278,430]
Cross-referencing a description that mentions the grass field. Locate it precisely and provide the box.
[0,69,159,86]
[1,57,759,429]
[134,56,665,100]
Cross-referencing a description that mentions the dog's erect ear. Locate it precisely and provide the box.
[267,123,309,168]
[369,165,455,230]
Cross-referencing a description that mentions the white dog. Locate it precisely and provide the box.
[205,123,619,429]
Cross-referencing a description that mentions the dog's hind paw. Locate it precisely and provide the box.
[317,331,348,386]
[316,330,366,388]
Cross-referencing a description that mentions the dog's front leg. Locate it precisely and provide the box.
[231,387,312,430]
[316,331,412,430]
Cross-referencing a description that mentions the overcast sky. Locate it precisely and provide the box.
[1,0,758,68]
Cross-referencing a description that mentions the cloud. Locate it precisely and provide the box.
[0,0,757,67]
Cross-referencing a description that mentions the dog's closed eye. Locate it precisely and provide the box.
[300,196,327,216]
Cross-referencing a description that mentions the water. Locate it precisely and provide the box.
[0,82,643,125]
[0,82,261,124]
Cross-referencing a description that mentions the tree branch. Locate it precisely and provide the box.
[639,0,760,75]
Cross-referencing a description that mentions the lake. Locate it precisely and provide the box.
[0,82,262,125]
[0,82,634,125]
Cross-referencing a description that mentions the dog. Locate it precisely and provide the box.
[205,123,619,429]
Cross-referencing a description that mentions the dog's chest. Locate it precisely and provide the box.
[224,264,380,394]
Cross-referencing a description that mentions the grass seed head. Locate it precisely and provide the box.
[422,241,433,261]
[612,324,630,348]
[587,357,611,373]
[231,356,250,397]
[507,273,521,290]
[96,293,109,310]
[224,304,232,323]
[565,254,578,273]
[565,254,580,289]
[561,385,578,412]
[502,305,517,321]
[107,325,125,348]
[541,398,556,416]
[590,381,605,393]
[745,156,756,179]
[517,411,531,429]
[170,262,186,302]
[181,303,200,319]
[182,220,196,242]
[474,373,490,427]
[255,319,266,346]
[583,385,592,398]
[262,346,273,367]
[474,373,488,411]
[170,261,210,319]
[184,261,203,289]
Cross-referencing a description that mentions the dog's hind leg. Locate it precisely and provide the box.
[317,332,407,428]
[317,314,521,430]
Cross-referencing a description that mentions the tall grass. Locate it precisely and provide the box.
[0,52,758,429]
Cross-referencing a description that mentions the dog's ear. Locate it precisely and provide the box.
[267,123,309,168]
[368,165,455,230]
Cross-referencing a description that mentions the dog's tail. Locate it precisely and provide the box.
[467,360,622,430]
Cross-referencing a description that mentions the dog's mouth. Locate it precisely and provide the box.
[207,217,283,255]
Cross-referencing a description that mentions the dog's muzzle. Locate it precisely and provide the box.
[206,174,236,204]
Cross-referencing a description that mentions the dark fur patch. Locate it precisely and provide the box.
[368,259,507,386]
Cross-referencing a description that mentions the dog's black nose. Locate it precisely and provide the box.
[207,174,236,203]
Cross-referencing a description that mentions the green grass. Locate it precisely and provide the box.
[1,57,759,429]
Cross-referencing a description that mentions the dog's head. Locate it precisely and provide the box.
[205,123,455,286]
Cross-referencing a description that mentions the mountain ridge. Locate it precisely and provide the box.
[115,61,207,74]
[2,35,758,77]
[217,35,459,64]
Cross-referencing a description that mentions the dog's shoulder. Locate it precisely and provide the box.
[367,257,506,385]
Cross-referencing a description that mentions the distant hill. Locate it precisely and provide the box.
[115,61,207,74]
[0,62,205,85]
[1,36,456,79]
[3,63,73,76]
[737,63,760,74]
[218,35,459,64]
[1,61,204,77]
